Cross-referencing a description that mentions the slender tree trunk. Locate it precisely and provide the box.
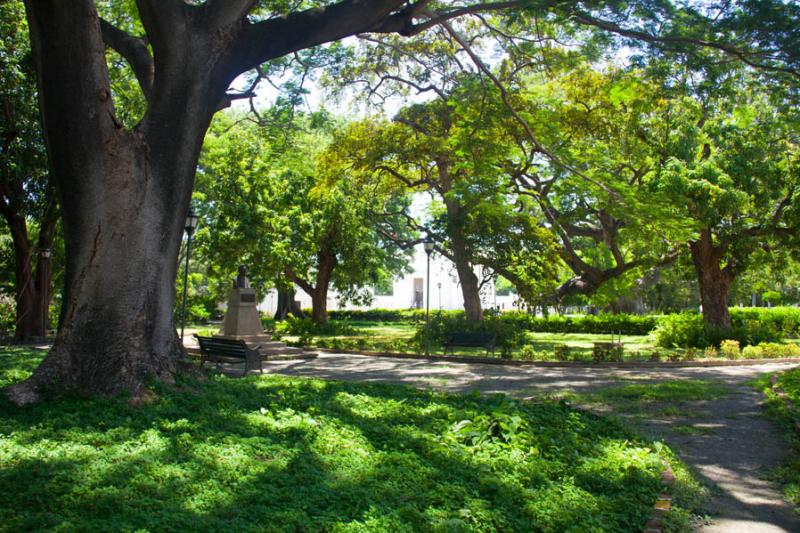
[9,215,38,341]
[11,208,58,341]
[274,288,304,320]
[443,199,482,322]
[689,230,733,330]
[310,249,336,325]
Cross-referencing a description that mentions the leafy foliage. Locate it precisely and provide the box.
[654,308,795,348]
[0,346,690,531]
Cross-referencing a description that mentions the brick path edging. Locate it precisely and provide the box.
[311,348,800,369]
[644,461,676,533]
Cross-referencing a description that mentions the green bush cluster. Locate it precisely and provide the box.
[327,308,430,322]
[512,312,659,335]
[274,317,357,344]
[741,342,800,359]
[326,309,657,334]
[0,296,14,335]
[654,311,786,348]
[730,307,800,336]
[415,312,528,355]
[592,343,624,363]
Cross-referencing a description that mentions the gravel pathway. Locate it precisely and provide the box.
[259,354,800,532]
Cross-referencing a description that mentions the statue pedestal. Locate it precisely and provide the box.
[217,287,270,342]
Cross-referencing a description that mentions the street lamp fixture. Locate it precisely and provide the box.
[38,248,52,339]
[180,207,199,346]
[423,237,434,356]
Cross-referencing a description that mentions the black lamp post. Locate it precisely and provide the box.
[38,248,51,339]
[423,237,435,356]
[180,208,199,346]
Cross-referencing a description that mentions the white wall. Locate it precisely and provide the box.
[258,245,518,314]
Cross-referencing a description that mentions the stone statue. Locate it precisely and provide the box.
[232,265,250,289]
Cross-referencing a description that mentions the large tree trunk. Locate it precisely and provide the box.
[443,199,482,322]
[690,230,733,330]
[6,1,228,404]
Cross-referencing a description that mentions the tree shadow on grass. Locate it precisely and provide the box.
[0,371,667,532]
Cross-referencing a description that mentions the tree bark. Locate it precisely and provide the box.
[689,230,733,330]
[443,198,482,322]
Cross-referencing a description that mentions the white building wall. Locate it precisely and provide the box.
[258,245,518,314]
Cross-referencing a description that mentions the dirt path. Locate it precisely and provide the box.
[259,354,800,532]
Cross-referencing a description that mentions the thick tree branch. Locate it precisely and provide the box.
[283,265,315,297]
[99,19,154,100]
[134,0,188,58]
[232,0,408,74]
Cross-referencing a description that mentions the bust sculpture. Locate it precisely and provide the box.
[232,265,250,289]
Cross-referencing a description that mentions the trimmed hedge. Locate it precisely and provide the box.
[327,308,430,322]
[509,313,659,335]
[318,306,800,349]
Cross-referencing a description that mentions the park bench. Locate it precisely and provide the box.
[195,335,263,376]
[443,332,497,356]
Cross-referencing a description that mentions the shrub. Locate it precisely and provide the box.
[554,345,572,362]
[516,312,659,335]
[274,317,357,337]
[703,346,719,359]
[741,345,761,359]
[0,295,14,335]
[592,343,623,363]
[416,312,528,355]
[655,312,784,349]
[518,345,547,361]
[720,340,740,360]
[742,342,800,359]
[327,308,430,322]
[730,307,800,337]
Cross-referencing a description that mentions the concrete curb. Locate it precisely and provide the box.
[311,348,800,369]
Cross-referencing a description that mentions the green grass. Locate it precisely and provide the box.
[0,346,701,532]
[751,368,800,510]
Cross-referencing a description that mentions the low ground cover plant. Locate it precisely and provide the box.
[0,346,700,531]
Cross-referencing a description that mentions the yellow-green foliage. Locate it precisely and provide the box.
[720,340,740,359]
